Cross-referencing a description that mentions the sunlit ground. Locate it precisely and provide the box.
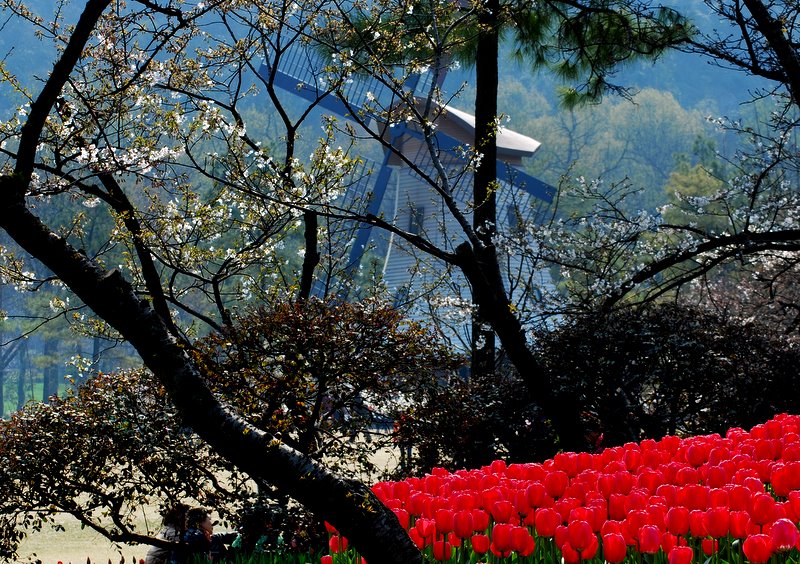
[14,437,400,564]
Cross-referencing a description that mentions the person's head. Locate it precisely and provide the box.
[162,503,190,529]
[186,508,213,533]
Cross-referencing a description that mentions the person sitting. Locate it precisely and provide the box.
[145,503,189,564]
[182,507,237,562]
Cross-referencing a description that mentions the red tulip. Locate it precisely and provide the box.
[492,523,513,554]
[624,448,641,471]
[472,509,490,532]
[680,484,709,510]
[638,524,661,554]
[561,542,581,564]
[657,484,678,506]
[392,508,410,530]
[453,491,476,511]
[453,510,474,539]
[415,517,435,540]
[625,490,648,512]
[686,443,710,467]
[434,508,454,535]
[545,470,569,499]
[702,538,719,556]
[511,526,535,555]
[481,487,501,509]
[661,532,678,554]
[689,510,707,537]
[555,524,569,549]
[668,545,694,564]
[730,511,752,538]
[728,485,752,511]
[567,519,594,552]
[491,500,515,523]
[706,465,728,488]
[320,556,333,564]
[770,465,792,497]
[409,527,425,549]
[613,471,635,495]
[601,520,623,537]
[769,518,799,552]
[743,534,773,564]
[708,488,729,507]
[535,507,561,537]
[408,492,426,516]
[328,535,348,553]
[392,480,410,502]
[666,506,690,536]
[789,491,800,518]
[514,489,532,516]
[751,493,778,526]
[609,494,627,521]
[582,534,600,559]
[602,532,627,563]
[598,474,615,498]
[527,482,547,507]
[432,540,452,561]
[705,507,730,538]
[471,534,490,554]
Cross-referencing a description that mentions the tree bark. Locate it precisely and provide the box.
[471,0,501,379]
[17,340,29,411]
[298,211,321,302]
[42,337,59,402]
[741,0,800,108]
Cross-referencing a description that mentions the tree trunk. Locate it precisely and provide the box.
[470,0,500,379]
[17,340,29,411]
[466,0,588,452]
[455,243,588,454]
[298,211,321,302]
[42,337,59,402]
[92,335,102,377]
[0,176,422,563]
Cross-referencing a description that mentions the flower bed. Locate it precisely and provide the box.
[324,414,800,563]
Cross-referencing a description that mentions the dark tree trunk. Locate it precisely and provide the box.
[298,210,321,302]
[42,337,59,402]
[464,0,591,452]
[455,243,588,454]
[17,340,29,411]
[471,0,500,380]
[92,335,102,377]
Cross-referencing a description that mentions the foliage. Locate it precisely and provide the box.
[0,298,459,559]
[680,254,800,344]
[194,298,464,480]
[0,369,249,559]
[532,302,800,449]
[1,0,800,559]
[396,302,800,468]
[393,368,553,477]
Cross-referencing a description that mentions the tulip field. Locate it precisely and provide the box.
[323,414,800,564]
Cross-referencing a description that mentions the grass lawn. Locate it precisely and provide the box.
[14,508,161,564]
[11,439,400,564]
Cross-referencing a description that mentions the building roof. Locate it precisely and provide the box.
[438,104,542,157]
